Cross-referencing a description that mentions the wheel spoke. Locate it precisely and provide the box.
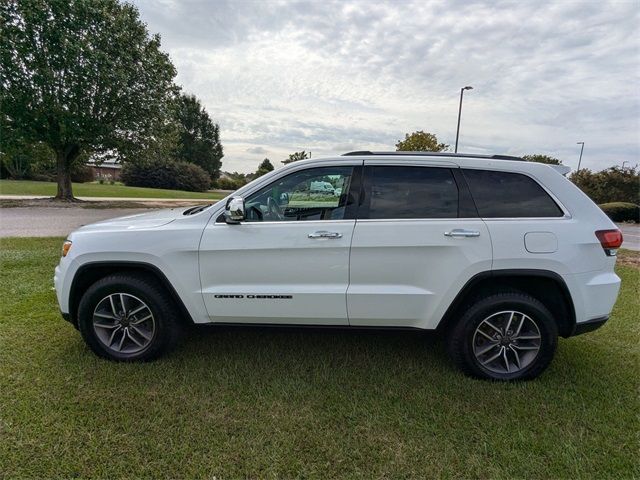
[94,312,117,321]
[107,325,122,346]
[127,304,146,317]
[127,329,144,347]
[511,344,538,351]
[117,329,127,351]
[475,342,500,356]
[131,314,152,325]
[505,311,515,334]
[481,346,505,366]
[484,320,503,335]
[109,295,118,316]
[131,325,152,341]
[94,321,120,330]
[514,314,526,337]
[502,347,510,372]
[509,345,521,369]
[120,294,127,314]
[476,329,496,342]
[515,334,541,341]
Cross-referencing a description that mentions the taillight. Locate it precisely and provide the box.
[595,229,623,256]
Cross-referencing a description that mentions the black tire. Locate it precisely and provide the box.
[447,291,558,381]
[77,273,182,361]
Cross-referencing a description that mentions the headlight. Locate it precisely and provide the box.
[62,240,72,257]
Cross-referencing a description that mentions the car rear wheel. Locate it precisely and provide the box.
[77,274,182,361]
[447,292,558,381]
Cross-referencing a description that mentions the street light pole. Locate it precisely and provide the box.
[454,86,473,153]
[576,142,585,171]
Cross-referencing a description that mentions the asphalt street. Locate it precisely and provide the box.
[1,207,639,251]
[0,207,150,237]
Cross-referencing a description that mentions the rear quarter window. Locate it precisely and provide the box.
[462,169,564,218]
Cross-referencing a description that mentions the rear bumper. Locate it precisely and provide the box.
[570,315,609,336]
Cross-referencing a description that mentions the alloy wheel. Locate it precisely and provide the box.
[472,310,541,375]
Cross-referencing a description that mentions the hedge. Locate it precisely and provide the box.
[121,159,211,192]
[598,202,639,223]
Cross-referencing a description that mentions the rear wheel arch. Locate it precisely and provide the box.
[69,262,194,328]
[438,269,576,337]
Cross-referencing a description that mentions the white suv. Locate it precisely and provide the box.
[54,152,623,381]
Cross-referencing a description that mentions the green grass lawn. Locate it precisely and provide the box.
[0,179,225,200]
[1,238,638,478]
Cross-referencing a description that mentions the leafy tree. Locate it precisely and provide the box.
[282,151,310,164]
[0,0,177,200]
[523,154,562,165]
[396,131,448,152]
[173,93,223,180]
[255,158,274,177]
[569,166,639,205]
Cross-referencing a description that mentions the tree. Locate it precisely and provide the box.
[395,131,448,152]
[282,151,310,164]
[255,158,274,178]
[569,165,639,205]
[0,0,177,200]
[523,154,562,165]
[173,93,223,180]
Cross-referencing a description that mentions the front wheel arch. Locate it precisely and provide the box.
[69,262,194,328]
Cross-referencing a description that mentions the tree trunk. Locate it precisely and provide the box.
[55,147,79,201]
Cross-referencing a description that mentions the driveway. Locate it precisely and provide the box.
[618,223,640,252]
[0,207,150,237]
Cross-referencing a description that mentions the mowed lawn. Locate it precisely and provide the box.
[1,238,638,478]
[0,179,225,200]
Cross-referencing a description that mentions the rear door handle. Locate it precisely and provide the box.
[308,231,342,239]
[444,229,480,238]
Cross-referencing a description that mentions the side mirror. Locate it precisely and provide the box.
[224,196,245,224]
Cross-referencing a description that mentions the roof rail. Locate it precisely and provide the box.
[341,151,525,161]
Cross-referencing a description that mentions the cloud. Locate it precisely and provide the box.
[245,146,268,155]
[134,0,640,173]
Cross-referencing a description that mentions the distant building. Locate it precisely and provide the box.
[87,158,121,181]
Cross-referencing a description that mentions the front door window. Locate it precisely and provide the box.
[244,166,355,222]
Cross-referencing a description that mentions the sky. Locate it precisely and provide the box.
[132,0,640,174]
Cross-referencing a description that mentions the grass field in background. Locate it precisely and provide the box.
[0,179,225,200]
[1,237,638,478]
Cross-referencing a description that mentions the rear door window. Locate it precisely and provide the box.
[462,169,564,218]
[361,166,459,219]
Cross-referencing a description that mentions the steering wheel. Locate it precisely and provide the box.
[267,197,284,220]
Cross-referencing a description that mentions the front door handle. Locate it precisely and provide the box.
[444,229,481,238]
[308,231,342,239]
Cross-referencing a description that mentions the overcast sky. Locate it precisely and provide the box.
[132,0,640,173]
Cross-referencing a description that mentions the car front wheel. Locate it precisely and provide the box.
[77,273,182,361]
[447,292,558,381]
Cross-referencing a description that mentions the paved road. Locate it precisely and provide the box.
[618,223,640,251]
[0,207,150,237]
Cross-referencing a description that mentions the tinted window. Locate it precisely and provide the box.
[364,167,458,219]
[244,166,354,222]
[463,169,563,218]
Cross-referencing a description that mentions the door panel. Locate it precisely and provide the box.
[200,220,354,324]
[347,219,492,328]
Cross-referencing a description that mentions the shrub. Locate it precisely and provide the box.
[215,177,244,190]
[599,202,640,223]
[121,159,211,192]
[70,164,95,183]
